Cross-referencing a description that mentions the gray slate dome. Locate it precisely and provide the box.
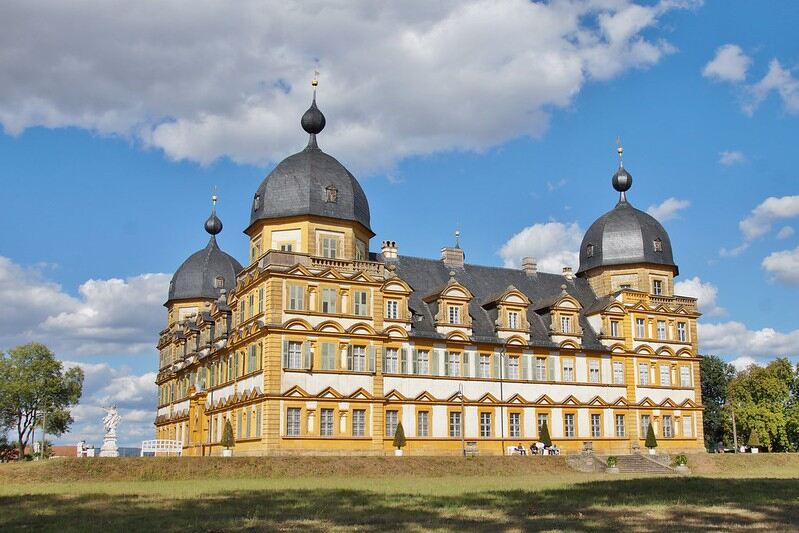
[168,209,243,302]
[248,97,373,235]
[577,159,677,275]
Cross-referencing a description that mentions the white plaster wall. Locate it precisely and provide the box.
[604,408,614,437]
[601,356,612,384]
[575,356,587,382]
[635,387,695,404]
[550,407,563,437]
[577,408,589,438]
[432,405,448,437]
[402,407,415,437]
[239,374,264,395]
[282,372,373,396]
[524,407,535,438]
[464,406,478,438]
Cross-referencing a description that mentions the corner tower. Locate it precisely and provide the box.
[245,79,374,264]
[577,146,678,298]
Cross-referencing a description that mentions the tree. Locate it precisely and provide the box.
[393,421,406,450]
[645,422,658,449]
[539,420,552,447]
[221,419,235,449]
[700,355,736,451]
[0,343,84,460]
[747,430,762,448]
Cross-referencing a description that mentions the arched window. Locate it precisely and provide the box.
[586,243,595,258]
[325,185,338,203]
[653,238,663,252]
[214,276,225,289]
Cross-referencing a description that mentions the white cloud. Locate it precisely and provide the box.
[762,246,799,285]
[646,197,690,221]
[729,355,760,372]
[744,59,799,116]
[699,321,799,359]
[674,276,725,316]
[718,150,746,166]
[498,221,583,273]
[777,226,794,240]
[721,195,799,256]
[0,0,695,173]
[0,256,170,355]
[702,44,751,82]
[547,178,568,192]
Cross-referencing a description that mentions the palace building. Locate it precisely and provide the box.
[155,87,705,456]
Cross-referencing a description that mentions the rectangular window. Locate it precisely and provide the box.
[638,363,650,385]
[239,303,245,324]
[386,300,399,320]
[246,410,252,437]
[508,311,519,329]
[352,345,366,372]
[560,315,572,333]
[353,290,368,316]
[384,348,398,373]
[589,360,600,383]
[509,412,521,438]
[321,342,337,370]
[610,320,620,337]
[480,412,492,437]
[535,358,547,381]
[657,320,667,340]
[449,411,462,437]
[564,414,575,437]
[320,408,334,436]
[321,237,339,258]
[448,305,461,325]
[352,409,365,437]
[636,318,646,338]
[653,279,663,295]
[682,415,693,437]
[562,359,574,382]
[447,352,461,377]
[280,243,293,252]
[385,410,398,437]
[537,414,548,433]
[288,284,304,311]
[287,341,302,369]
[237,411,243,439]
[613,361,624,384]
[641,415,651,436]
[248,345,258,373]
[680,366,691,387]
[287,408,301,436]
[660,364,671,386]
[677,322,687,342]
[479,354,491,378]
[591,414,601,438]
[256,406,262,437]
[417,411,429,437]
[417,351,430,375]
[615,414,626,437]
[321,288,337,314]
[507,356,519,379]
[662,415,673,438]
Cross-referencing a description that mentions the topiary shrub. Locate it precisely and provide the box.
[393,421,406,450]
[606,456,618,467]
[675,454,688,466]
[221,419,235,449]
[539,420,552,447]
[645,423,658,449]
[747,431,762,448]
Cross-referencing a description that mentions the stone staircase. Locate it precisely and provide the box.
[612,454,674,474]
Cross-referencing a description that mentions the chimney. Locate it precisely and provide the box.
[441,246,464,269]
[381,240,398,260]
[562,266,574,280]
[522,257,537,276]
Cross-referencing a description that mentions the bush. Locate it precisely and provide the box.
[675,454,688,466]
[645,423,658,449]
[539,420,552,447]
[393,421,406,449]
[221,419,235,449]
[747,431,762,448]
[606,456,618,467]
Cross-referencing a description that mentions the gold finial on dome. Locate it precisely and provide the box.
[311,70,319,87]
[616,136,624,168]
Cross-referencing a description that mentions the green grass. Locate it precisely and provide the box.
[2,455,799,532]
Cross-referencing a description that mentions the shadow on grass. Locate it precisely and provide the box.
[2,477,798,532]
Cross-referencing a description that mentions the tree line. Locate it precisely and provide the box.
[701,355,799,452]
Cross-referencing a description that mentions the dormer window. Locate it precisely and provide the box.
[653,238,663,252]
[508,311,519,329]
[448,305,461,325]
[253,194,261,211]
[560,315,572,333]
[325,185,338,203]
[214,276,225,289]
[586,243,594,258]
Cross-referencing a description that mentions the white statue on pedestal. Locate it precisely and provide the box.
[99,405,121,457]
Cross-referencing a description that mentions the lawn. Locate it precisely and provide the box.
[1,455,798,532]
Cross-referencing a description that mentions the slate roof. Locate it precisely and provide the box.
[390,255,607,351]
[167,236,243,303]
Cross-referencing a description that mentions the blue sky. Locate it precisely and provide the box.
[0,0,797,445]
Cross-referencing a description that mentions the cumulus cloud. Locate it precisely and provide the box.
[0,0,695,173]
[702,44,751,82]
[646,197,690,221]
[744,59,799,116]
[729,355,760,372]
[718,150,746,166]
[777,226,794,240]
[699,321,799,360]
[674,276,725,316]
[762,246,799,285]
[721,195,799,257]
[498,221,583,273]
[0,256,170,355]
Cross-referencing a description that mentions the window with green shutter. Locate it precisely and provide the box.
[321,342,336,370]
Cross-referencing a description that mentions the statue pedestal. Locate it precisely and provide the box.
[99,436,119,457]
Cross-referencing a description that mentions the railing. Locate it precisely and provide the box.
[311,256,384,276]
[140,440,183,456]
[650,295,697,310]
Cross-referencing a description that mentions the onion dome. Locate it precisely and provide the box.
[577,146,677,275]
[168,198,243,302]
[248,81,373,235]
